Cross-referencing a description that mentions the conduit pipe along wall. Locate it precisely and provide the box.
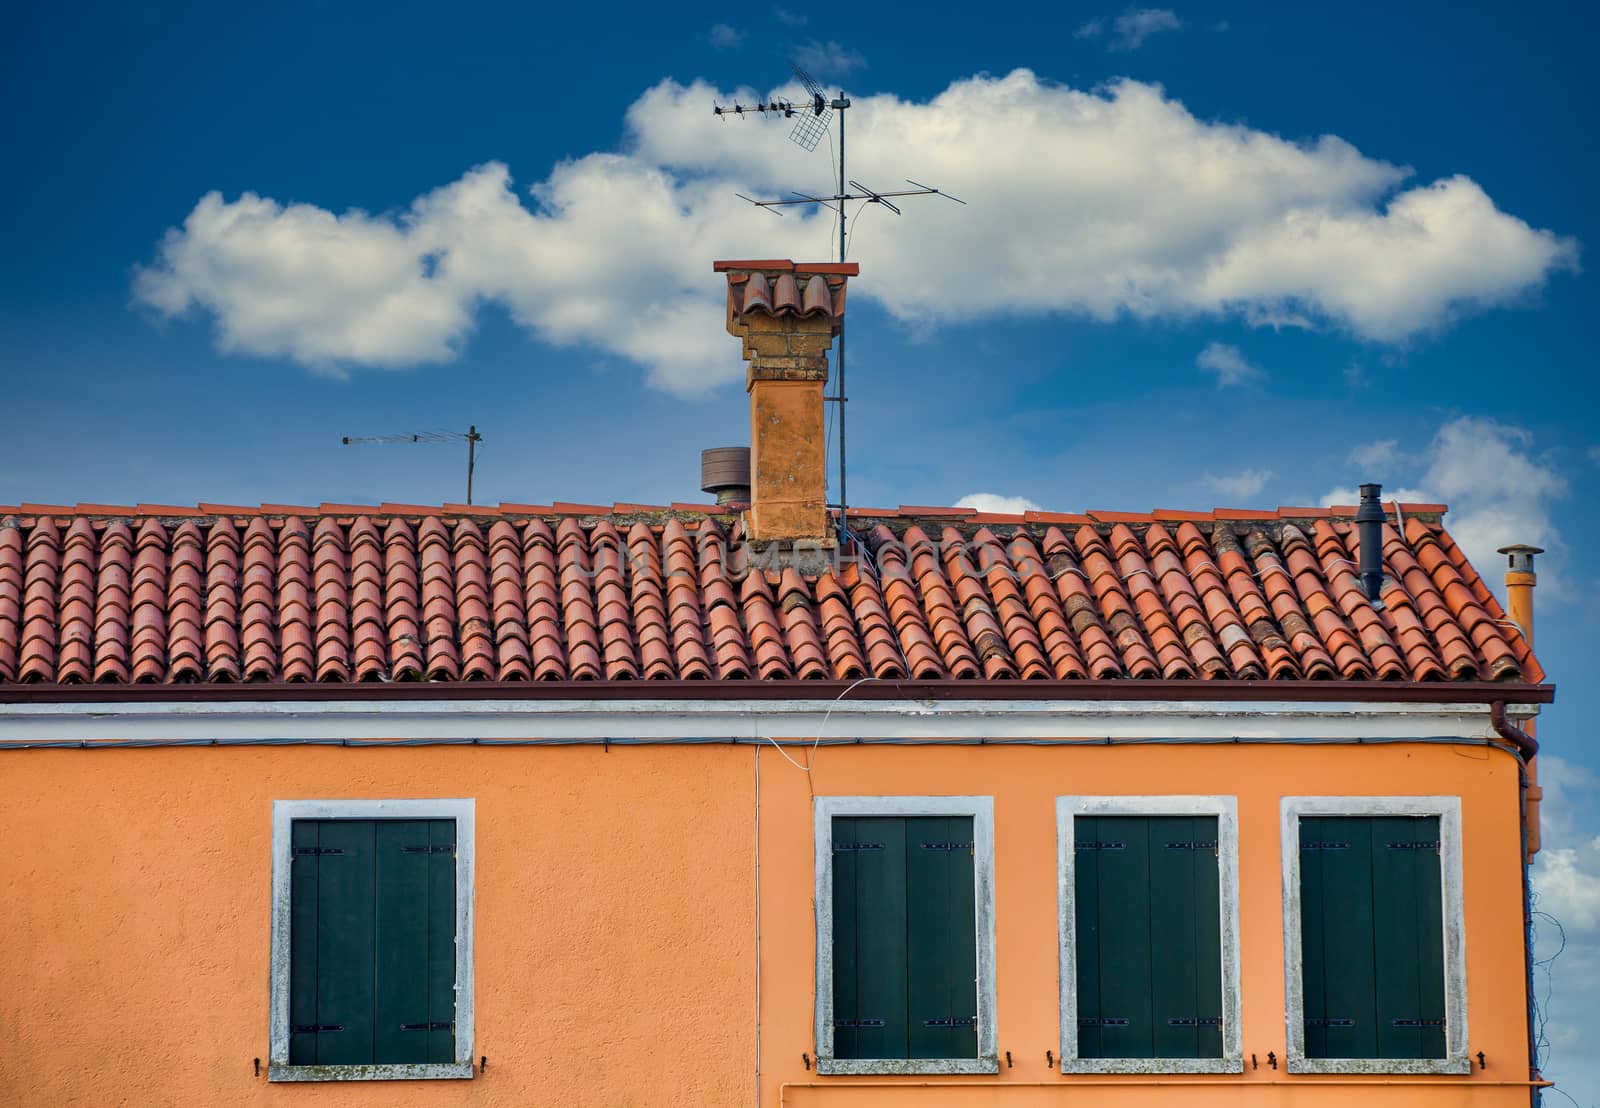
[1500,544,1545,859]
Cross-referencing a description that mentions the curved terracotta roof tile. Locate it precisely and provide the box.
[349,518,387,682]
[1073,525,1162,679]
[56,518,97,683]
[0,518,21,682]
[204,518,242,682]
[520,519,566,681]
[167,521,205,682]
[626,522,674,680]
[556,518,600,680]
[383,519,423,681]
[1004,532,1088,680]
[452,519,495,681]
[129,518,167,683]
[0,508,1536,689]
[418,517,460,681]
[1172,522,1265,680]
[241,518,279,681]
[277,517,314,683]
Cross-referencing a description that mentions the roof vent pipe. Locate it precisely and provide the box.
[701,447,752,506]
[1355,482,1386,602]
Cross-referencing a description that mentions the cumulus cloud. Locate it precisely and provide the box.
[775,9,807,27]
[790,41,864,78]
[708,24,744,49]
[134,71,1579,394]
[1196,342,1264,387]
[955,493,1042,514]
[1203,468,1273,500]
[1319,416,1567,588]
[1532,756,1600,1079]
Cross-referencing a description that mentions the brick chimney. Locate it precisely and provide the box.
[714,260,857,543]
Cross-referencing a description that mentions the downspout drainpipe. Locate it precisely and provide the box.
[1493,701,1543,1106]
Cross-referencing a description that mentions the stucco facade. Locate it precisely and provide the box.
[0,700,1545,1106]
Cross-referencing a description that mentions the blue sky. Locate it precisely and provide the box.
[4,0,1597,1096]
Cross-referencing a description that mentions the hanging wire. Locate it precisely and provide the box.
[843,199,872,261]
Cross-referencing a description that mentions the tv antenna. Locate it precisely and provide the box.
[340,426,484,504]
[713,61,965,544]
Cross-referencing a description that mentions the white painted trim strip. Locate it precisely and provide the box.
[0,698,1538,743]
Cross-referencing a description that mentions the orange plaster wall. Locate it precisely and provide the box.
[0,744,756,1107]
[757,741,1534,1107]
[0,739,1533,1107]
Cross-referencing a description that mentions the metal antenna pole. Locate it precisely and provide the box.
[340,427,485,504]
[836,91,847,545]
[466,425,481,505]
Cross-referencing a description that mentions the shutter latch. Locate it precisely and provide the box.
[402,845,454,854]
[400,1021,454,1032]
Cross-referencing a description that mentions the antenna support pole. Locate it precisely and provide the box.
[835,94,849,546]
[466,425,482,505]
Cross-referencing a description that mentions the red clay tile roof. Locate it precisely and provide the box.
[0,502,1542,688]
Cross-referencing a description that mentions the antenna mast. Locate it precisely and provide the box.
[713,62,964,545]
[340,426,484,504]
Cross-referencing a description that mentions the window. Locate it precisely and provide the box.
[269,799,475,1081]
[1281,797,1468,1075]
[1057,796,1243,1073]
[813,797,997,1075]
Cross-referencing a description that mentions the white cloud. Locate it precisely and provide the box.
[134,71,1579,395]
[790,41,864,78]
[1588,445,1600,466]
[1343,362,1369,389]
[1196,342,1264,387]
[1532,756,1600,1082]
[1077,8,1183,50]
[1349,438,1401,470]
[955,493,1042,514]
[1318,415,1567,589]
[709,24,744,49]
[775,9,807,27]
[1111,8,1183,50]
[1203,468,1273,500]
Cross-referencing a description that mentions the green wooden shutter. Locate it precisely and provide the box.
[287,819,457,1067]
[1299,815,1445,1060]
[907,817,978,1060]
[1074,815,1223,1059]
[831,815,977,1061]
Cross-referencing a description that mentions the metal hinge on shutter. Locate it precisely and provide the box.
[291,1024,345,1033]
[1078,1017,1130,1027]
[1386,841,1441,853]
[1305,1017,1356,1027]
[1075,840,1126,851]
[400,1021,454,1032]
[1391,1018,1445,1028]
[834,1018,886,1028]
[292,847,346,856]
[1164,840,1218,851]
[1167,1016,1223,1026]
[923,1016,977,1027]
[1302,841,1349,851]
[833,841,884,852]
[402,845,454,854]
[920,841,974,852]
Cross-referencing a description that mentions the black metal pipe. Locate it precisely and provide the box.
[1356,482,1386,601]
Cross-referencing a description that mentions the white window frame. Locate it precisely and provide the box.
[1281,795,1468,1075]
[813,795,999,1075]
[1056,795,1243,1074]
[268,798,476,1082]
